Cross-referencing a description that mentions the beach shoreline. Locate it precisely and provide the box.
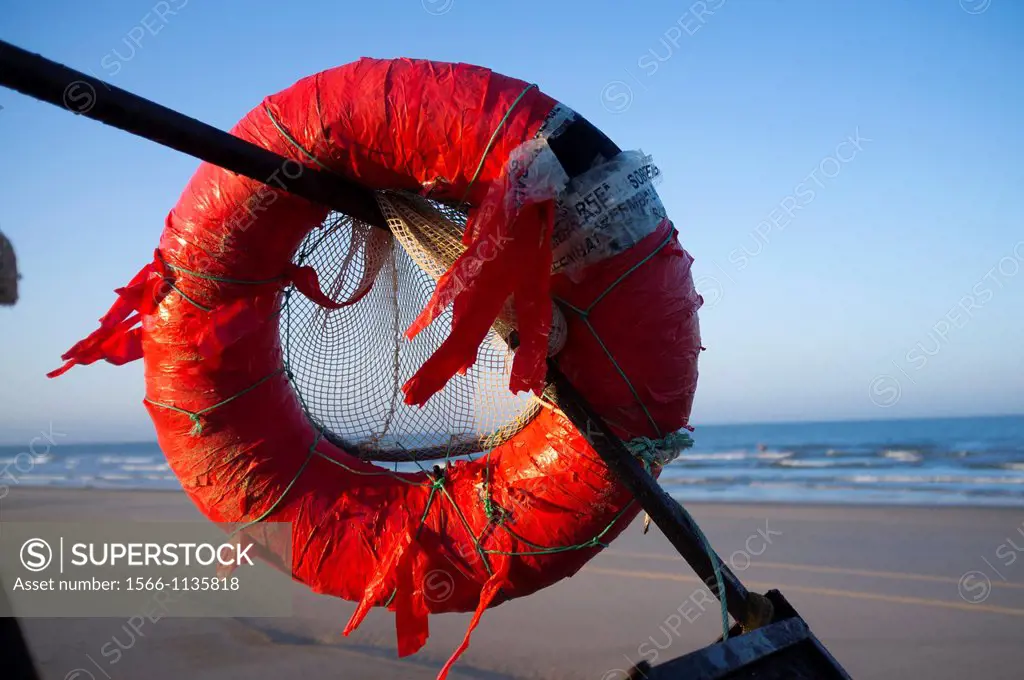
[7,414,1023,509]
[2,487,1023,679]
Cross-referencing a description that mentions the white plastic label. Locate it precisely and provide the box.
[505,138,571,211]
[550,150,667,273]
[535,103,579,141]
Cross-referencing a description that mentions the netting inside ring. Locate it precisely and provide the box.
[281,191,542,462]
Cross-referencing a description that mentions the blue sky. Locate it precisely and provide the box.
[1,0,1022,443]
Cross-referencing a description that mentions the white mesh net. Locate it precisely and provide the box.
[282,191,553,462]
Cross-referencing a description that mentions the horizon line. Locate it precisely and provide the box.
[2,411,1022,447]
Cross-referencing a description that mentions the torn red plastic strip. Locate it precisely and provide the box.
[47,254,168,377]
[343,530,414,638]
[508,200,555,396]
[436,558,512,680]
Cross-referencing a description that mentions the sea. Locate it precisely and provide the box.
[2,415,1023,507]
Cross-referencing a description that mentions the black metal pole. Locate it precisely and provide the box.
[0,39,751,623]
[548,366,749,609]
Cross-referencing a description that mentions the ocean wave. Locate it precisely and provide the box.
[120,463,172,472]
[845,474,1024,485]
[6,415,1024,506]
[97,455,164,465]
[658,476,742,485]
[678,450,792,462]
[0,453,52,466]
[679,451,750,461]
[757,451,793,460]
[13,474,69,485]
[775,459,837,468]
[882,449,922,462]
[774,456,890,468]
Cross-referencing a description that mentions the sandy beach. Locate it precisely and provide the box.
[3,488,1023,680]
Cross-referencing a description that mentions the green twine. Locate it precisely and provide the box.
[482,493,505,525]
[623,435,725,637]
[228,431,323,540]
[487,501,634,557]
[162,258,284,286]
[627,431,695,469]
[145,367,285,436]
[415,471,445,539]
[554,234,675,437]
[165,280,212,313]
[437,482,494,577]
[263,104,334,173]
[675,500,730,640]
[457,83,538,210]
[264,82,537,212]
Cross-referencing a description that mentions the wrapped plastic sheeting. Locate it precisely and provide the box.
[49,57,703,678]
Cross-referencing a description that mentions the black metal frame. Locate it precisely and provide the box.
[630,591,850,679]
[0,40,853,679]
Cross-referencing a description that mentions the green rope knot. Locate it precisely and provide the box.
[482,496,508,525]
[145,368,284,441]
[626,431,695,468]
[429,465,448,492]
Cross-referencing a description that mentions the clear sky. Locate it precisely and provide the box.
[1,0,1022,443]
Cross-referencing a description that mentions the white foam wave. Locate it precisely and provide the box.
[882,449,922,462]
[680,449,792,462]
[120,464,171,472]
[757,451,793,460]
[776,459,840,468]
[0,454,51,466]
[97,455,163,465]
[14,474,68,484]
[680,451,749,461]
[845,474,1024,485]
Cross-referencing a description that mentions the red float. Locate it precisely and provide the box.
[50,58,703,677]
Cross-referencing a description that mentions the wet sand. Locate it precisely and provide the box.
[3,488,1023,679]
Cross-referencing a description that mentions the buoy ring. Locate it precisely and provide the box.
[50,58,703,676]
